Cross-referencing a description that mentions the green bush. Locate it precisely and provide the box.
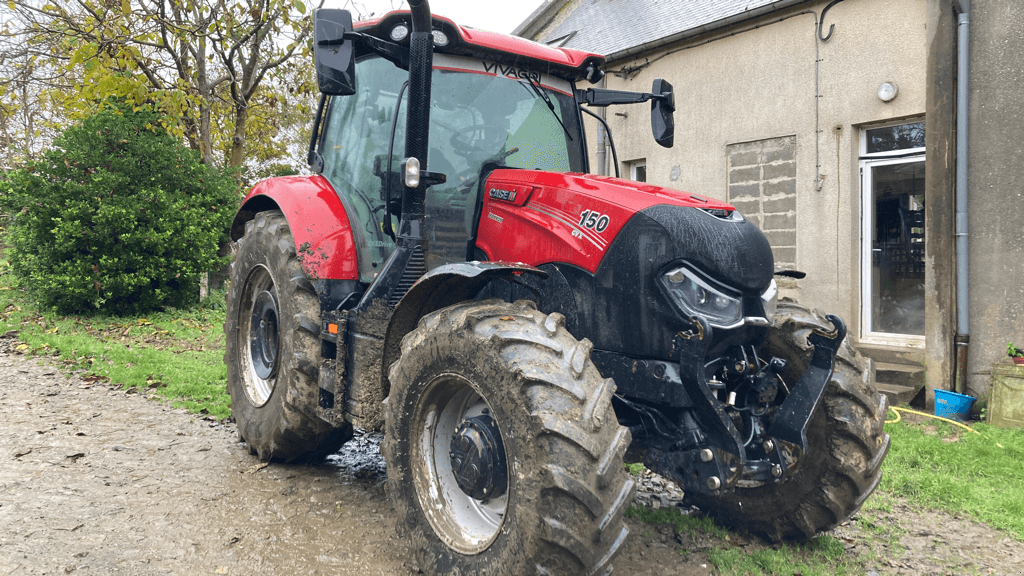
[0,103,240,314]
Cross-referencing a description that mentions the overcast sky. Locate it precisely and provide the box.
[342,0,546,34]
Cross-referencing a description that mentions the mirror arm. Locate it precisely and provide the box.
[576,88,652,107]
[334,31,410,70]
[575,88,674,110]
[307,94,328,173]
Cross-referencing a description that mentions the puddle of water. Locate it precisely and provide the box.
[325,429,388,484]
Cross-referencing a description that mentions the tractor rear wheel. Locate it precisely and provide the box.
[384,299,634,576]
[225,210,352,461]
[688,301,891,541]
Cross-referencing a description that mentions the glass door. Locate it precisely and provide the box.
[860,156,926,343]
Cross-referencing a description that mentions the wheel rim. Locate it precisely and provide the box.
[250,290,280,380]
[413,374,508,554]
[239,265,278,407]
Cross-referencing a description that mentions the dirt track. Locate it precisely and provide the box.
[2,346,1023,575]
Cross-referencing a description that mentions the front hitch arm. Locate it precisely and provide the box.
[766,315,847,451]
[666,315,746,492]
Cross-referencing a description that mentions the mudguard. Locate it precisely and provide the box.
[231,175,359,281]
[381,261,547,397]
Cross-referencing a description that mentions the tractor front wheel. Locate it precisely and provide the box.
[225,210,352,461]
[384,299,635,576]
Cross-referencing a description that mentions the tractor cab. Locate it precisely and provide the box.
[317,53,586,281]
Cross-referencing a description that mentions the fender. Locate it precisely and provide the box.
[231,175,359,281]
[380,261,547,398]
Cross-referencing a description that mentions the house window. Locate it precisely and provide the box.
[627,160,647,182]
[859,119,925,345]
[726,136,797,269]
[864,121,925,155]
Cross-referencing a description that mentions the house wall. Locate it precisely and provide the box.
[963,0,1024,399]
[924,0,957,404]
[588,0,927,336]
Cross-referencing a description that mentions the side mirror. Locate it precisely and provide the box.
[314,9,356,96]
[651,78,675,148]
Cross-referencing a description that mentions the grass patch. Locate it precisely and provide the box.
[624,461,646,475]
[881,412,1024,540]
[625,506,727,539]
[0,261,229,418]
[625,506,856,575]
[707,535,849,576]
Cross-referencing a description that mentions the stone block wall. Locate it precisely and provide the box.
[726,136,797,269]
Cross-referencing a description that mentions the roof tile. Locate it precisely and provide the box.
[541,0,785,57]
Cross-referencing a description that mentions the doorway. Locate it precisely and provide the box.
[859,120,926,345]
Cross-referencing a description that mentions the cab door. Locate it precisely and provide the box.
[319,56,406,283]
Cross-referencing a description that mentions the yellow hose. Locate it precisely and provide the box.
[885,406,979,435]
[885,407,901,425]
[885,405,1005,448]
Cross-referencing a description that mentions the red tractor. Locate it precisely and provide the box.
[224,1,890,574]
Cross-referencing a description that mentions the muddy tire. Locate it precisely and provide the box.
[383,299,635,576]
[689,301,891,541]
[225,210,352,462]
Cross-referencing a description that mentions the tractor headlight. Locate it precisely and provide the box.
[431,29,449,47]
[761,279,778,324]
[660,266,743,328]
[389,24,410,42]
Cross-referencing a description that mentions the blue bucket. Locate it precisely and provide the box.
[934,389,976,421]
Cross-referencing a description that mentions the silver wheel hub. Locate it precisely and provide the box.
[414,375,508,554]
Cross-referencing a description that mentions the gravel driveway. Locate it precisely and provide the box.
[2,344,1021,575]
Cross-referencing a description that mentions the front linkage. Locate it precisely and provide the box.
[617,313,848,497]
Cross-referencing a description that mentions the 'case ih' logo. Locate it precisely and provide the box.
[489,188,517,202]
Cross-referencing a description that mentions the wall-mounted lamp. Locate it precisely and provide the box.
[877,81,899,103]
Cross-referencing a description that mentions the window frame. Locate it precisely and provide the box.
[858,117,925,159]
[627,159,647,182]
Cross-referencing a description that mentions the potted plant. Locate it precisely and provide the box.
[1008,342,1024,365]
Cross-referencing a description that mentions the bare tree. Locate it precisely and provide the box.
[0,0,323,168]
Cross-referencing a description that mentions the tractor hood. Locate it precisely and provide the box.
[477,169,775,295]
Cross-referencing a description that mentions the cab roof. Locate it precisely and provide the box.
[354,11,606,84]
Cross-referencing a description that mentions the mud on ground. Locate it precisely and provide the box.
[1,347,1022,575]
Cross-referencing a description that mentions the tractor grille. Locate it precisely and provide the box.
[389,246,426,307]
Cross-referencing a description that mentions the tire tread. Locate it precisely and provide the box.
[225,210,351,462]
[385,299,634,576]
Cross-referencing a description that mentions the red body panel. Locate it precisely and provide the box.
[239,176,359,281]
[476,170,735,274]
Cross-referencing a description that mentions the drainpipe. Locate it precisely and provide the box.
[954,4,970,394]
[595,76,608,175]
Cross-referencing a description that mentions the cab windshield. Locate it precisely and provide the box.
[320,54,585,281]
[427,58,586,179]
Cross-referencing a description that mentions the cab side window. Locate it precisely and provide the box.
[320,56,406,282]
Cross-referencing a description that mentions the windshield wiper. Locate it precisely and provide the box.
[521,76,573,142]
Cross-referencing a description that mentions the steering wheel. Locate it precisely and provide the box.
[449,123,506,155]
